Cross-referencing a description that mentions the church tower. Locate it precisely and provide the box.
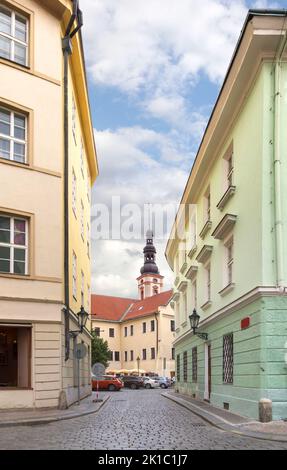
[137,230,164,300]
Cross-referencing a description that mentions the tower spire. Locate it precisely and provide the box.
[137,230,164,300]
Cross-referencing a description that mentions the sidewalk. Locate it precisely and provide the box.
[162,390,287,442]
[0,392,110,427]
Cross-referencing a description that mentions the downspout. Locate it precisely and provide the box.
[62,1,83,360]
[273,20,287,288]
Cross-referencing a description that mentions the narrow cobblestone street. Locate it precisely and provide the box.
[0,389,286,450]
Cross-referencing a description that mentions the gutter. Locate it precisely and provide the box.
[272,15,287,287]
[62,0,83,360]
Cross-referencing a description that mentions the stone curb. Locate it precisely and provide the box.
[0,395,110,428]
[162,392,287,443]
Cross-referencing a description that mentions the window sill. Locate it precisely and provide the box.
[0,56,30,71]
[199,220,212,239]
[0,272,30,280]
[188,244,197,259]
[0,157,29,168]
[217,185,236,211]
[219,283,235,296]
[201,300,212,311]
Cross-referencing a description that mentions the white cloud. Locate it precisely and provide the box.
[90,126,189,296]
[81,0,247,96]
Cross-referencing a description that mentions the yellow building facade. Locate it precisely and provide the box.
[0,0,98,409]
[91,232,175,377]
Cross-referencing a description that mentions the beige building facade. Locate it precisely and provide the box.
[92,232,175,377]
[0,0,98,409]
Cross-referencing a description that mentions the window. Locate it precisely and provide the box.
[151,347,155,359]
[227,151,233,187]
[94,327,100,337]
[172,347,175,360]
[151,320,155,332]
[81,271,84,306]
[80,200,84,240]
[183,351,187,382]
[124,351,127,362]
[130,350,134,361]
[204,186,211,222]
[182,291,187,322]
[142,349,146,360]
[177,354,180,381]
[170,320,175,332]
[87,223,90,258]
[87,284,90,313]
[72,95,76,143]
[0,5,28,66]
[0,107,26,163]
[142,322,146,333]
[205,263,211,302]
[225,237,234,286]
[192,279,197,309]
[124,326,127,337]
[80,140,84,177]
[0,215,28,275]
[192,347,198,382]
[223,334,233,384]
[72,168,77,216]
[140,288,144,300]
[130,325,133,336]
[190,214,197,248]
[72,251,77,299]
[109,350,113,361]
[153,286,158,295]
[109,328,114,338]
[115,351,120,362]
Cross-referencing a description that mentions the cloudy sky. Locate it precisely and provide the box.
[80,0,284,298]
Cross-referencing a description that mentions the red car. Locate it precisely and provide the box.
[92,375,123,391]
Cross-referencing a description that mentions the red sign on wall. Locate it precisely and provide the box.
[241,317,250,329]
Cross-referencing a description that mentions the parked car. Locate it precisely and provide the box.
[154,376,171,389]
[92,375,123,391]
[122,375,145,389]
[143,377,160,389]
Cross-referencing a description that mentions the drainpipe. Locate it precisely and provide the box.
[273,20,287,288]
[62,1,83,360]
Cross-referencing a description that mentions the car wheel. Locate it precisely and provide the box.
[108,384,116,391]
[145,383,151,389]
[160,383,166,389]
[130,383,137,390]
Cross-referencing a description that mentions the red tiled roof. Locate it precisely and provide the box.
[91,295,135,321]
[91,290,173,322]
[123,290,173,321]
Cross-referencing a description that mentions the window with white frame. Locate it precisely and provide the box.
[225,236,234,286]
[0,5,28,66]
[192,279,197,310]
[205,263,211,302]
[80,140,84,177]
[81,270,84,306]
[80,200,84,240]
[182,290,187,322]
[0,215,28,275]
[204,186,211,223]
[87,222,90,258]
[87,284,90,313]
[190,213,196,248]
[72,251,77,299]
[227,152,233,187]
[0,107,26,163]
[72,168,77,216]
[72,95,76,144]
[223,144,234,191]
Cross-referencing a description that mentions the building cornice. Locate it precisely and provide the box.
[173,286,287,345]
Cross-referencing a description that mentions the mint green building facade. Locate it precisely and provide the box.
[166,11,287,421]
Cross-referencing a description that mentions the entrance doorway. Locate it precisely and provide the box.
[0,326,31,388]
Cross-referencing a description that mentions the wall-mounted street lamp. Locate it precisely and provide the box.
[189,309,208,341]
[69,306,89,337]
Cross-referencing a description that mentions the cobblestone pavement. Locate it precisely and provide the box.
[0,389,286,450]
